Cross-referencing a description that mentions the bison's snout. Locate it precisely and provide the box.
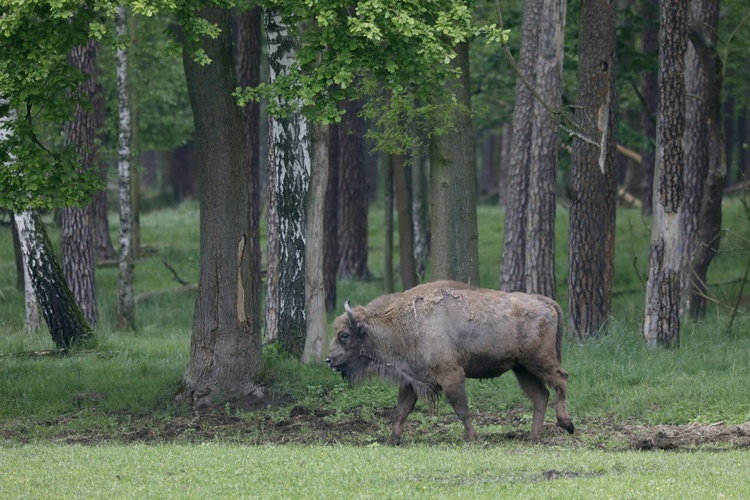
[325,357,332,366]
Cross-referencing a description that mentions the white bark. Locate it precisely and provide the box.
[116,5,135,329]
[264,10,311,357]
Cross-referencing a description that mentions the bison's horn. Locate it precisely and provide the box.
[344,299,356,323]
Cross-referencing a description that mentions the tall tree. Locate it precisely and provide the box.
[116,5,136,331]
[323,120,340,312]
[568,0,617,339]
[62,39,100,328]
[393,154,418,289]
[264,9,310,358]
[430,41,479,285]
[639,0,659,216]
[180,6,264,407]
[643,0,688,348]
[685,0,725,319]
[303,121,329,364]
[236,4,263,349]
[500,0,563,296]
[337,97,371,279]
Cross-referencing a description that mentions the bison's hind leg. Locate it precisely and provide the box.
[512,365,550,440]
[550,369,574,434]
[387,384,418,445]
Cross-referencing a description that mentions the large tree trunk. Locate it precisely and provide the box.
[62,39,99,328]
[264,9,310,358]
[180,6,264,408]
[411,153,429,281]
[685,0,725,319]
[500,0,539,292]
[643,0,688,348]
[429,42,479,285]
[14,212,93,349]
[303,122,329,364]
[116,5,135,331]
[568,0,617,339]
[337,97,371,279]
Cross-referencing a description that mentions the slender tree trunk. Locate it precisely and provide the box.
[393,154,417,289]
[501,0,540,292]
[303,122,329,364]
[265,9,310,358]
[180,6,264,407]
[337,97,371,279]
[568,0,617,339]
[411,154,429,282]
[324,121,339,312]
[686,0,725,319]
[643,0,688,348]
[14,212,92,349]
[116,5,135,330]
[524,0,566,298]
[236,4,263,330]
[62,39,99,328]
[429,42,479,285]
[639,0,659,216]
[384,154,395,293]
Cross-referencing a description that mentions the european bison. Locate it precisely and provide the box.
[326,281,574,444]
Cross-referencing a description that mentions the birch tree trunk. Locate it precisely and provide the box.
[643,0,688,348]
[265,9,310,358]
[303,122,329,364]
[14,212,93,350]
[116,5,135,330]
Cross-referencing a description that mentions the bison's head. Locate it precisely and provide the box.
[326,300,374,381]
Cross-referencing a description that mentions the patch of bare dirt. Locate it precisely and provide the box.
[2,398,749,450]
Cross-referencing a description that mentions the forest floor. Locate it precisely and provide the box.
[3,390,749,452]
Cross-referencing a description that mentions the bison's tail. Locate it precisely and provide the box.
[553,301,564,363]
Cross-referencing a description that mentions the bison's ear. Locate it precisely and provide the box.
[344,299,356,325]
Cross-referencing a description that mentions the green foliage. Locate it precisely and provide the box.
[236,0,508,152]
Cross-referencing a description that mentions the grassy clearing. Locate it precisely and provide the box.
[1,443,749,498]
[1,197,749,496]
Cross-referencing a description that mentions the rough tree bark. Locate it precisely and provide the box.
[685,0,725,319]
[500,0,540,292]
[429,42,479,285]
[116,5,135,331]
[264,9,310,357]
[639,0,659,217]
[303,122,329,364]
[568,0,617,339]
[180,6,264,407]
[337,97,371,279]
[643,0,688,348]
[524,0,565,298]
[62,39,99,328]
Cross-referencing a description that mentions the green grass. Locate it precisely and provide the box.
[1,444,749,498]
[1,197,749,497]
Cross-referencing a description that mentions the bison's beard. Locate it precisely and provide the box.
[335,353,439,401]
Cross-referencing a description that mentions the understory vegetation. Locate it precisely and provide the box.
[1,197,749,496]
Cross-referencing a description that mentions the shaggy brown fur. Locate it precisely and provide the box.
[326,281,574,444]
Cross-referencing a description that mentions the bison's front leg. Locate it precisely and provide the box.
[442,372,477,442]
[387,384,417,445]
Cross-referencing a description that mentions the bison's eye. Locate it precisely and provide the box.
[339,332,350,342]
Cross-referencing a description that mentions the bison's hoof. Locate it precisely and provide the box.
[558,419,575,434]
